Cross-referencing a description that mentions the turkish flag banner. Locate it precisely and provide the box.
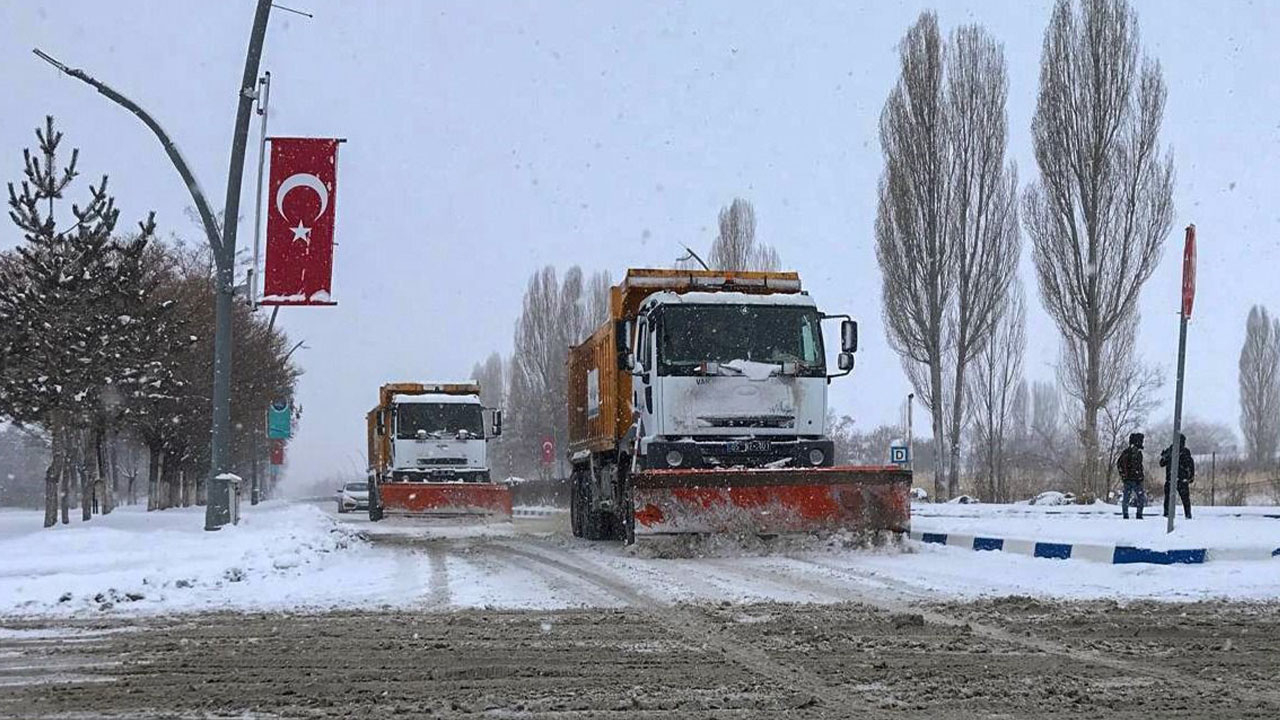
[261,137,341,305]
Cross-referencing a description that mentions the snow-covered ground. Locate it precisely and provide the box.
[0,503,414,617]
[913,501,1280,550]
[1,500,1278,619]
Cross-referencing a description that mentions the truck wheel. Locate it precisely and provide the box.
[570,474,584,538]
[585,507,606,541]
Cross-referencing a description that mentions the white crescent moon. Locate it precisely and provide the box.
[275,173,329,220]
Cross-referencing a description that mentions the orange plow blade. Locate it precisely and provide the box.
[631,466,910,537]
[378,482,513,519]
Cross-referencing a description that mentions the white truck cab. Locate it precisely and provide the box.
[389,392,495,483]
[628,290,854,471]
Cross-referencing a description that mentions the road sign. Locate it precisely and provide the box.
[267,400,292,439]
[1182,224,1197,318]
[541,438,555,465]
[269,438,285,466]
[890,445,910,465]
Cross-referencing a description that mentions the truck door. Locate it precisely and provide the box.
[634,315,656,440]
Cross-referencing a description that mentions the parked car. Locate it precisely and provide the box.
[1029,490,1075,506]
[336,482,369,514]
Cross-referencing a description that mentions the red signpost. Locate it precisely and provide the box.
[1182,225,1197,318]
[1167,225,1196,532]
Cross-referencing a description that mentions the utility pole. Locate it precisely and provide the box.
[906,392,915,474]
[35,0,275,531]
[1210,451,1217,507]
[1167,224,1197,533]
[207,0,274,530]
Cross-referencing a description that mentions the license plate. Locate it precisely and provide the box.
[728,440,770,453]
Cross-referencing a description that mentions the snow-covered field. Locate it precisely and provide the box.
[1,499,1278,619]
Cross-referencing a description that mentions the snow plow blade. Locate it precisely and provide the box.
[631,466,910,537]
[377,483,513,519]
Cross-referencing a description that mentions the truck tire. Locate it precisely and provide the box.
[570,472,585,538]
[620,471,635,545]
[367,479,384,522]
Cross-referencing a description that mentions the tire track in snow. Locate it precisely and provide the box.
[488,538,880,716]
[423,543,452,607]
[785,554,1280,707]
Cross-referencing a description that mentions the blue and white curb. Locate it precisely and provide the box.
[909,530,1280,565]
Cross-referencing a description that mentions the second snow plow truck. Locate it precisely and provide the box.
[367,382,511,521]
[568,268,910,543]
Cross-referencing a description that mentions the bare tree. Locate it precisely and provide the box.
[507,266,593,479]
[585,270,613,331]
[967,283,1026,502]
[1238,305,1280,467]
[1024,0,1175,497]
[708,198,780,271]
[471,353,506,410]
[876,12,1020,499]
[1098,345,1164,491]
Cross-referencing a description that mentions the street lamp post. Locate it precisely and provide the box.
[35,0,275,530]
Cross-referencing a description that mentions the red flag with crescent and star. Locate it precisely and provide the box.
[261,137,341,306]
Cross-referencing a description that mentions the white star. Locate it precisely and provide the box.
[290,221,312,244]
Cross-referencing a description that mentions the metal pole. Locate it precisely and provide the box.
[907,393,914,474]
[248,71,272,309]
[1166,312,1189,533]
[1210,451,1216,507]
[207,0,274,531]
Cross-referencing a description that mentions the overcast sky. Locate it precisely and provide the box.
[3,1,1278,486]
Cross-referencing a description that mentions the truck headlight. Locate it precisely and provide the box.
[808,448,825,466]
[665,450,684,468]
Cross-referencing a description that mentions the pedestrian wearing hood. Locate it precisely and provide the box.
[1116,433,1147,519]
[1160,434,1195,519]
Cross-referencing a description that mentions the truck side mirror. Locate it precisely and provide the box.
[376,414,385,437]
[492,409,503,437]
[841,319,858,353]
[838,352,855,372]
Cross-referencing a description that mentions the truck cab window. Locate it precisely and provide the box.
[657,305,825,376]
[395,404,484,439]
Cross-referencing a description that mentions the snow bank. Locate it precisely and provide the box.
[912,502,1280,551]
[858,542,1280,602]
[0,502,399,617]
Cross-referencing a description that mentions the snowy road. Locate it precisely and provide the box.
[3,502,1280,717]
[2,500,1278,620]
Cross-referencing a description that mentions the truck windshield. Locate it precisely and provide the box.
[395,404,484,439]
[657,304,825,375]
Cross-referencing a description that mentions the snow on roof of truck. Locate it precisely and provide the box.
[393,393,482,405]
[643,290,818,308]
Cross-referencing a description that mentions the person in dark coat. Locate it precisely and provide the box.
[1115,432,1146,519]
[1160,433,1195,519]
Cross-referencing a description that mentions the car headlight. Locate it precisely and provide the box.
[808,448,825,466]
[665,450,684,468]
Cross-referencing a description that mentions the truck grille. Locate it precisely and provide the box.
[417,457,467,466]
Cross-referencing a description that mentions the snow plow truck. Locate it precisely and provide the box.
[567,268,911,543]
[367,382,511,521]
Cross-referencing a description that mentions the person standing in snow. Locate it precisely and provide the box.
[1116,432,1146,519]
[1160,433,1195,519]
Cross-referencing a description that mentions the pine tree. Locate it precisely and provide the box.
[0,117,156,526]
